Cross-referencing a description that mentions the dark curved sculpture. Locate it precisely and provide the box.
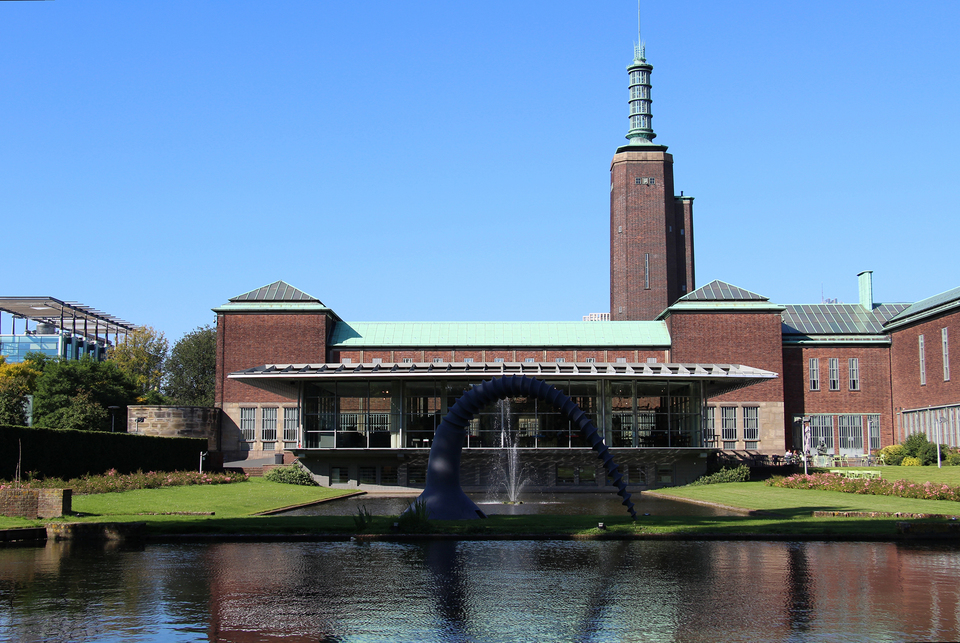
[415,375,637,520]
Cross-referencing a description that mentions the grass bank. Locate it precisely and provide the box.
[2,466,960,540]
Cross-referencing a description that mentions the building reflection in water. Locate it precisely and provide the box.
[1,540,960,642]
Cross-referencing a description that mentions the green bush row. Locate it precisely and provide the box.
[0,424,208,480]
[877,433,959,466]
[688,465,751,486]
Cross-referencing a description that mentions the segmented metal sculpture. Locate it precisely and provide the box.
[415,375,637,520]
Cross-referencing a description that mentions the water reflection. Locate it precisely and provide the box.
[2,540,960,642]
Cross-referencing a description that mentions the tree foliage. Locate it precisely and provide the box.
[108,326,168,395]
[0,357,41,426]
[32,358,138,431]
[165,325,216,406]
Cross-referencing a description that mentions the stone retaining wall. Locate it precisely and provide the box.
[127,405,218,450]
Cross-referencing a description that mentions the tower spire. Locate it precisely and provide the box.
[626,1,655,144]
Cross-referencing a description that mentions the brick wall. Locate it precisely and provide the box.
[890,308,959,414]
[0,488,71,519]
[610,148,679,321]
[783,345,895,448]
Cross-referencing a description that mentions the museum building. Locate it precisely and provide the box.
[213,38,960,489]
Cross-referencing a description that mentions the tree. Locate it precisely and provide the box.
[0,357,41,426]
[165,325,216,406]
[108,326,168,396]
[33,358,138,431]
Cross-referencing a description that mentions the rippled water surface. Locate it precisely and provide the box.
[3,539,960,642]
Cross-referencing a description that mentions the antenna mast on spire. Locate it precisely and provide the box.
[626,0,655,143]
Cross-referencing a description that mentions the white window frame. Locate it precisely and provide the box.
[283,408,299,442]
[919,335,926,386]
[809,358,820,391]
[743,407,759,441]
[943,328,950,382]
[848,358,860,391]
[811,415,834,451]
[838,415,864,452]
[721,407,737,442]
[239,408,256,442]
[828,358,840,391]
[704,406,716,444]
[261,407,277,443]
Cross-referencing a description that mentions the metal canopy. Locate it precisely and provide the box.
[0,296,138,340]
[229,361,778,400]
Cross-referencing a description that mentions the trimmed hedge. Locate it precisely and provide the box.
[1,424,208,479]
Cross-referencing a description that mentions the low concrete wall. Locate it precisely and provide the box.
[0,488,72,519]
[46,521,145,542]
[127,405,218,450]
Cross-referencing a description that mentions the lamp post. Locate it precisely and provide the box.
[801,416,811,476]
[937,415,946,469]
[107,406,120,432]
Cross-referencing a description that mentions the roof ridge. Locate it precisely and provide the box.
[228,280,323,303]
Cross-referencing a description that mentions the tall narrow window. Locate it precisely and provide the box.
[811,415,834,451]
[721,407,737,449]
[704,407,716,444]
[283,408,299,443]
[644,254,650,289]
[848,358,860,391]
[866,414,881,451]
[919,335,926,385]
[943,328,951,381]
[838,415,863,452]
[240,408,255,442]
[809,358,820,391]
[828,358,840,391]
[261,407,277,446]
[743,407,759,450]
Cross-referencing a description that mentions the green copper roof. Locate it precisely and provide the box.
[884,285,960,330]
[329,321,671,349]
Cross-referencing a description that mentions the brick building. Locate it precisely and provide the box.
[212,33,959,489]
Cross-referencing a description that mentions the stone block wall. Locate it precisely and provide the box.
[127,405,218,450]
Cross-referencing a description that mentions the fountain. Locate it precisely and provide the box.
[488,398,534,504]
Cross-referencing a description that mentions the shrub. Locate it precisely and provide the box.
[902,432,930,458]
[879,444,905,466]
[901,456,922,467]
[397,498,431,533]
[918,442,949,466]
[688,465,751,486]
[264,464,317,486]
[353,504,373,532]
[946,453,960,467]
[766,472,960,501]
[0,468,247,494]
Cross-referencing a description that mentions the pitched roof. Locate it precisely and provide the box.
[781,303,909,337]
[884,285,960,329]
[329,321,671,348]
[229,281,322,304]
[680,280,768,302]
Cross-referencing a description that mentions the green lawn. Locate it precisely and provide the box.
[3,466,960,539]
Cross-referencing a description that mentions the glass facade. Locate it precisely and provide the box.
[0,334,106,363]
[298,378,706,450]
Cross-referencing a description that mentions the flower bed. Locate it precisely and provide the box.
[766,472,960,502]
[0,468,247,495]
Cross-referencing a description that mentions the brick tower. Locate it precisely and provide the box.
[610,35,694,321]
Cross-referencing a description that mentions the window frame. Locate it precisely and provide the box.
[828,358,840,391]
[809,358,820,391]
[848,357,860,391]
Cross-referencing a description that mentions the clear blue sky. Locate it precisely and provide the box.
[3,1,958,343]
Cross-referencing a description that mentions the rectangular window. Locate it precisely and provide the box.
[743,407,759,445]
[585,357,596,363]
[401,357,413,363]
[283,408,299,442]
[848,358,860,391]
[867,414,881,451]
[371,357,382,364]
[839,415,864,452]
[239,408,255,442]
[721,407,737,449]
[341,358,352,364]
[809,358,820,391]
[919,335,926,385]
[433,357,444,363]
[358,466,377,485]
[261,407,277,442]
[616,357,627,363]
[524,357,535,363]
[811,415,834,451]
[463,357,474,363]
[494,357,504,363]
[555,357,565,363]
[944,328,950,381]
[704,407,716,444]
[644,254,650,289]
[828,358,840,391]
